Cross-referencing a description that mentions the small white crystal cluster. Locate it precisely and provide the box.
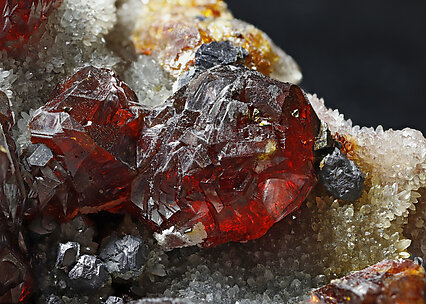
[124,55,173,107]
[307,94,426,276]
[141,211,327,304]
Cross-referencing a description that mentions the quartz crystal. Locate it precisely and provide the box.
[132,0,302,83]
[309,258,426,303]
[0,0,62,50]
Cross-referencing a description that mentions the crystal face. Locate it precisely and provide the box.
[133,65,320,248]
[29,66,144,215]
[0,0,62,50]
[0,92,30,303]
[309,259,426,304]
[29,65,319,248]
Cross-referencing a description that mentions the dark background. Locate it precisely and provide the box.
[227,0,426,134]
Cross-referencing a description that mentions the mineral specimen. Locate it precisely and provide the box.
[133,65,320,248]
[308,258,426,303]
[195,41,248,70]
[99,235,148,280]
[56,242,80,269]
[0,91,31,303]
[131,0,301,83]
[29,64,320,248]
[319,147,365,201]
[0,0,62,50]
[68,254,109,290]
[29,66,144,215]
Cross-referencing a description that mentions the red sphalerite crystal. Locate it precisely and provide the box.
[30,66,144,215]
[309,259,426,304]
[29,65,320,248]
[0,0,61,50]
[132,65,320,248]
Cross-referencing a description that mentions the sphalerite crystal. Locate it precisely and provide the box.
[308,258,426,303]
[0,92,31,303]
[29,65,320,248]
[135,65,320,248]
[0,0,62,50]
[29,66,145,216]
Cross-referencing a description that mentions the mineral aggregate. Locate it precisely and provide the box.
[28,64,320,248]
[0,0,425,302]
[130,0,301,83]
[0,92,31,303]
[0,0,62,50]
[134,64,320,248]
[29,66,143,216]
[308,258,426,303]
[306,94,426,278]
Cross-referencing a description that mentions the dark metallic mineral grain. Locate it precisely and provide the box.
[195,41,248,70]
[99,235,148,280]
[68,255,109,290]
[319,147,364,201]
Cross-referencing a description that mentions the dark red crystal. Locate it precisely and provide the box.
[30,66,145,216]
[309,259,426,304]
[0,91,31,303]
[0,0,61,50]
[29,65,320,248]
[132,65,320,247]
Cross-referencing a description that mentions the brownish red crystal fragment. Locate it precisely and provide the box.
[0,0,62,50]
[29,66,145,216]
[133,65,320,248]
[309,259,426,304]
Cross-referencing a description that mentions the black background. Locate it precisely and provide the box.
[227,0,426,134]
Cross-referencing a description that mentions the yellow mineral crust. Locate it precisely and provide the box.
[131,0,301,83]
[306,94,426,278]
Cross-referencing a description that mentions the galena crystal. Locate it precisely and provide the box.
[0,0,62,50]
[135,65,320,248]
[29,65,320,248]
[132,0,301,83]
[309,259,426,304]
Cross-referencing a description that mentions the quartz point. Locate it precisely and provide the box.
[0,0,62,50]
[309,258,426,304]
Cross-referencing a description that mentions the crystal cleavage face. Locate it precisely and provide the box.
[0,0,62,50]
[29,65,320,248]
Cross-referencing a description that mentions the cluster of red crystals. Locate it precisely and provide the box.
[0,92,31,303]
[309,259,426,304]
[0,0,61,50]
[30,67,145,216]
[29,65,320,248]
[133,65,320,247]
